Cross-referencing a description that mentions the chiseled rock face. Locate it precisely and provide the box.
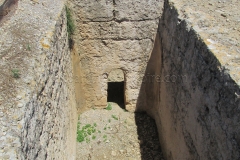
[0,0,238,159]
[70,0,164,111]
[72,0,114,22]
[108,69,124,82]
[114,0,162,21]
[138,1,240,160]
[0,0,77,159]
[21,9,77,159]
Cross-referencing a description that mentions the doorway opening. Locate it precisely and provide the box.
[107,81,125,109]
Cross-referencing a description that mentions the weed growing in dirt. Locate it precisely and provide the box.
[11,69,20,79]
[106,102,112,110]
[27,44,31,51]
[77,122,97,143]
[112,115,118,120]
[86,137,90,143]
[103,135,107,142]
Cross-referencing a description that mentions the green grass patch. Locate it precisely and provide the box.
[105,102,112,110]
[86,137,90,143]
[65,6,75,49]
[77,122,97,143]
[27,44,31,51]
[11,69,20,79]
[103,135,108,142]
[112,115,118,120]
[66,6,75,36]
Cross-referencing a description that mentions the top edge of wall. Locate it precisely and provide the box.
[166,0,240,86]
[70,0,164,22]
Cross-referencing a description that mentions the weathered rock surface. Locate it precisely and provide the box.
[0,0,239,159]
[69,0,164,112]
[71,0,240,159]
[138,0,240,159]
[0,0,77,159]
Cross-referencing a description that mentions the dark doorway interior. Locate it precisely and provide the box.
[107,82,125,109]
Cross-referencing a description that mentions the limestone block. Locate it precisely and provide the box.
[114,0,163,20]
[77,20,159,40]
[73,0,114,21]
[108,69,124,82]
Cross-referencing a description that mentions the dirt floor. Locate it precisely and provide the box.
[76,103,164,160]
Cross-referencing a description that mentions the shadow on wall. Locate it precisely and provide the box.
[135,31,162,117]
[135,30,164,160]
[135,112,164,160]
[135,2,240,159]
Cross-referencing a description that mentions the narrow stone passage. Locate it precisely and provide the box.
[76,103,164,160]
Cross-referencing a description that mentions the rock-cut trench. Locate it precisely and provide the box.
[0,0,239,159]
[71,0,167,159]
[70,0,240,159]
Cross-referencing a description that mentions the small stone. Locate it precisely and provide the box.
[126,118,134,126]
[14,114,22,121]
[2,127,7,132]
[31,0,39,3]
[17,124,22,129]
[111,151,117,156]
[221,13,227,17]
[12,141,21,148]
[16,95,22,100]
[119,149,125,154]
[3,155,10,159]
[17,103,23,108]
[1,121,7,126]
